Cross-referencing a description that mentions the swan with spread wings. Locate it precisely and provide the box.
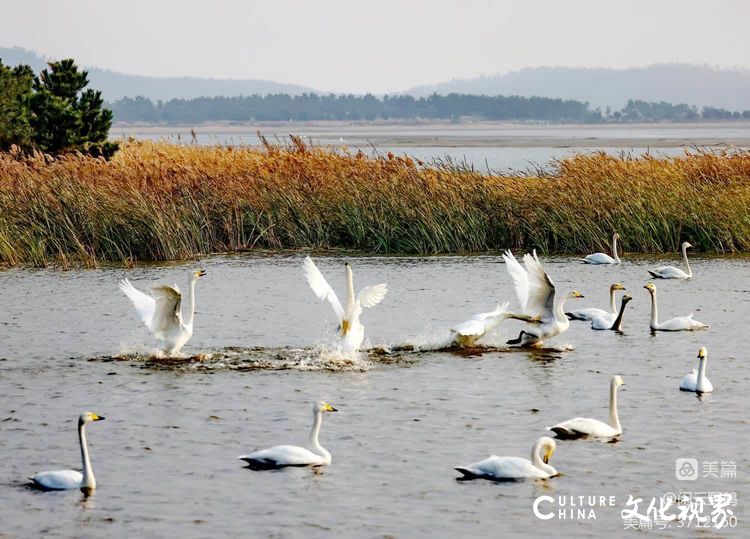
[119,269,206,356]
[304,257,387,355]
[502,250,584,346]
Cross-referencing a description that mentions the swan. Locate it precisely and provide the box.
[548,375,624,438]
[303,257,387,354]
[119,269,207,356]
[581,233,621,264]
[450,302,510,347]
[502,249,584,346]
[239,401,337,469]
[648,241,693,279]
[455,437,558,481]
[644,283,709,331]
[680,346,713,393]
[566,283,626,321]
[591,294,632,331]
[30,412,105,491]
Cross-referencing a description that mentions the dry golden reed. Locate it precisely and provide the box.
[1,138,749,266]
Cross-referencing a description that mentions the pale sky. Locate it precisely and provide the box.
[2,0,749,94]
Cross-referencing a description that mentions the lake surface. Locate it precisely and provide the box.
[110,122,750,172]
[1,254,748,537]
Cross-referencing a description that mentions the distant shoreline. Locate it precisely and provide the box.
[110,121,750,149]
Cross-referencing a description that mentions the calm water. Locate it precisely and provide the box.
[110,122,750,172]
[1,254,748,537]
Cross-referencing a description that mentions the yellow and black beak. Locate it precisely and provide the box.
[323,403,338,412]
[196,269,207,277]
[543,448,553,464]
[92,414,105,421]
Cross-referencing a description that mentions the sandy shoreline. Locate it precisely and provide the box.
[110,121,750,148]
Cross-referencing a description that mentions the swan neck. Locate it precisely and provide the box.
[648,291,658,327]
[609,382,621,432]
[79,421,95,490]
[697,356,708,391]
[345,267,355,311]
[682,245,692,277]
[612,235,620,263]
[609,288,617,314]
[531,440,556,475]
[309,408,331,463]
[611,300,628,331]
[554,297,569,323]
[185,278,198,328]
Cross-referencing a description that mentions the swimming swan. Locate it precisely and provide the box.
[582,233,621,264]
[566,283,626,321]
[648,241,693,279]
[644,283,709,331]
[450,302,510,347]
[680,346,713,393]
[455,437,558,480]
[119,269,206,356]
[591,294,632,331]
[30,412,105,491]
[303,257,387,354]
[502,249,584,346]
[548,375,624,438]
[239,401,337,469]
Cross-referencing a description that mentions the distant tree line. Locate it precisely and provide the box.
[109,93,750,124]
[0,59,117,157]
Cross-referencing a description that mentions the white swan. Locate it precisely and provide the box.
[455,437,558,480]
[303,257,387,355]
[502,249,584,346]
[566,283,626,321]
[592,294,632,331]
[644,283,709,331]
[549,375,624,438]
[680,346,713,393]
[648,241,693,279]
[30,412,105,491]
[450,302,510,347]
[582,233,621,264]
[119,269,206,356]
[239,401,337,469]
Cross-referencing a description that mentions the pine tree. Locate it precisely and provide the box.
[30,59,118,157]
[0,61,34,151]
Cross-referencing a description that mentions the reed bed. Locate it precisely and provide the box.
[1,139,749,266]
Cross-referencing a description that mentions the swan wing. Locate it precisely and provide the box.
[522,250,556,319]
[357,283,388,309]
[149,285,183,337]
[567,307,608,321]
[583,253,615,264]
[303,257,344,323]
[451,318,486,337]
[650,266,687,279]
[549,417,619,438]
[658,316,708,331]
[31,469,83,490]
[451,303,510,337]
[680,370,698,391]
[591,312,616,330]
[119,278,155,327]
[456,456,546,480]
[239,445,323,467]
[502,250,529,312]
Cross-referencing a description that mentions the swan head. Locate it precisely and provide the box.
[78,412,105,426]
[621,294,633,304]
[682,241,693,250]
[613,233,620,240]
[190,269,207,281]
[314,401,338,414]
[643,283,656,294]
[610,283,626,292]
[540,437,556,464]
[567,290,584,300]
[611,375,625,388]
[697,347,707,360]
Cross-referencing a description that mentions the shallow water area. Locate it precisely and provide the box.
[1,253,748,537]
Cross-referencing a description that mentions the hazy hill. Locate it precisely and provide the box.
[0,46,315,101]
[407,64,750,110]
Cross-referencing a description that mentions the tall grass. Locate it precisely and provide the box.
[1,139,749,266]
